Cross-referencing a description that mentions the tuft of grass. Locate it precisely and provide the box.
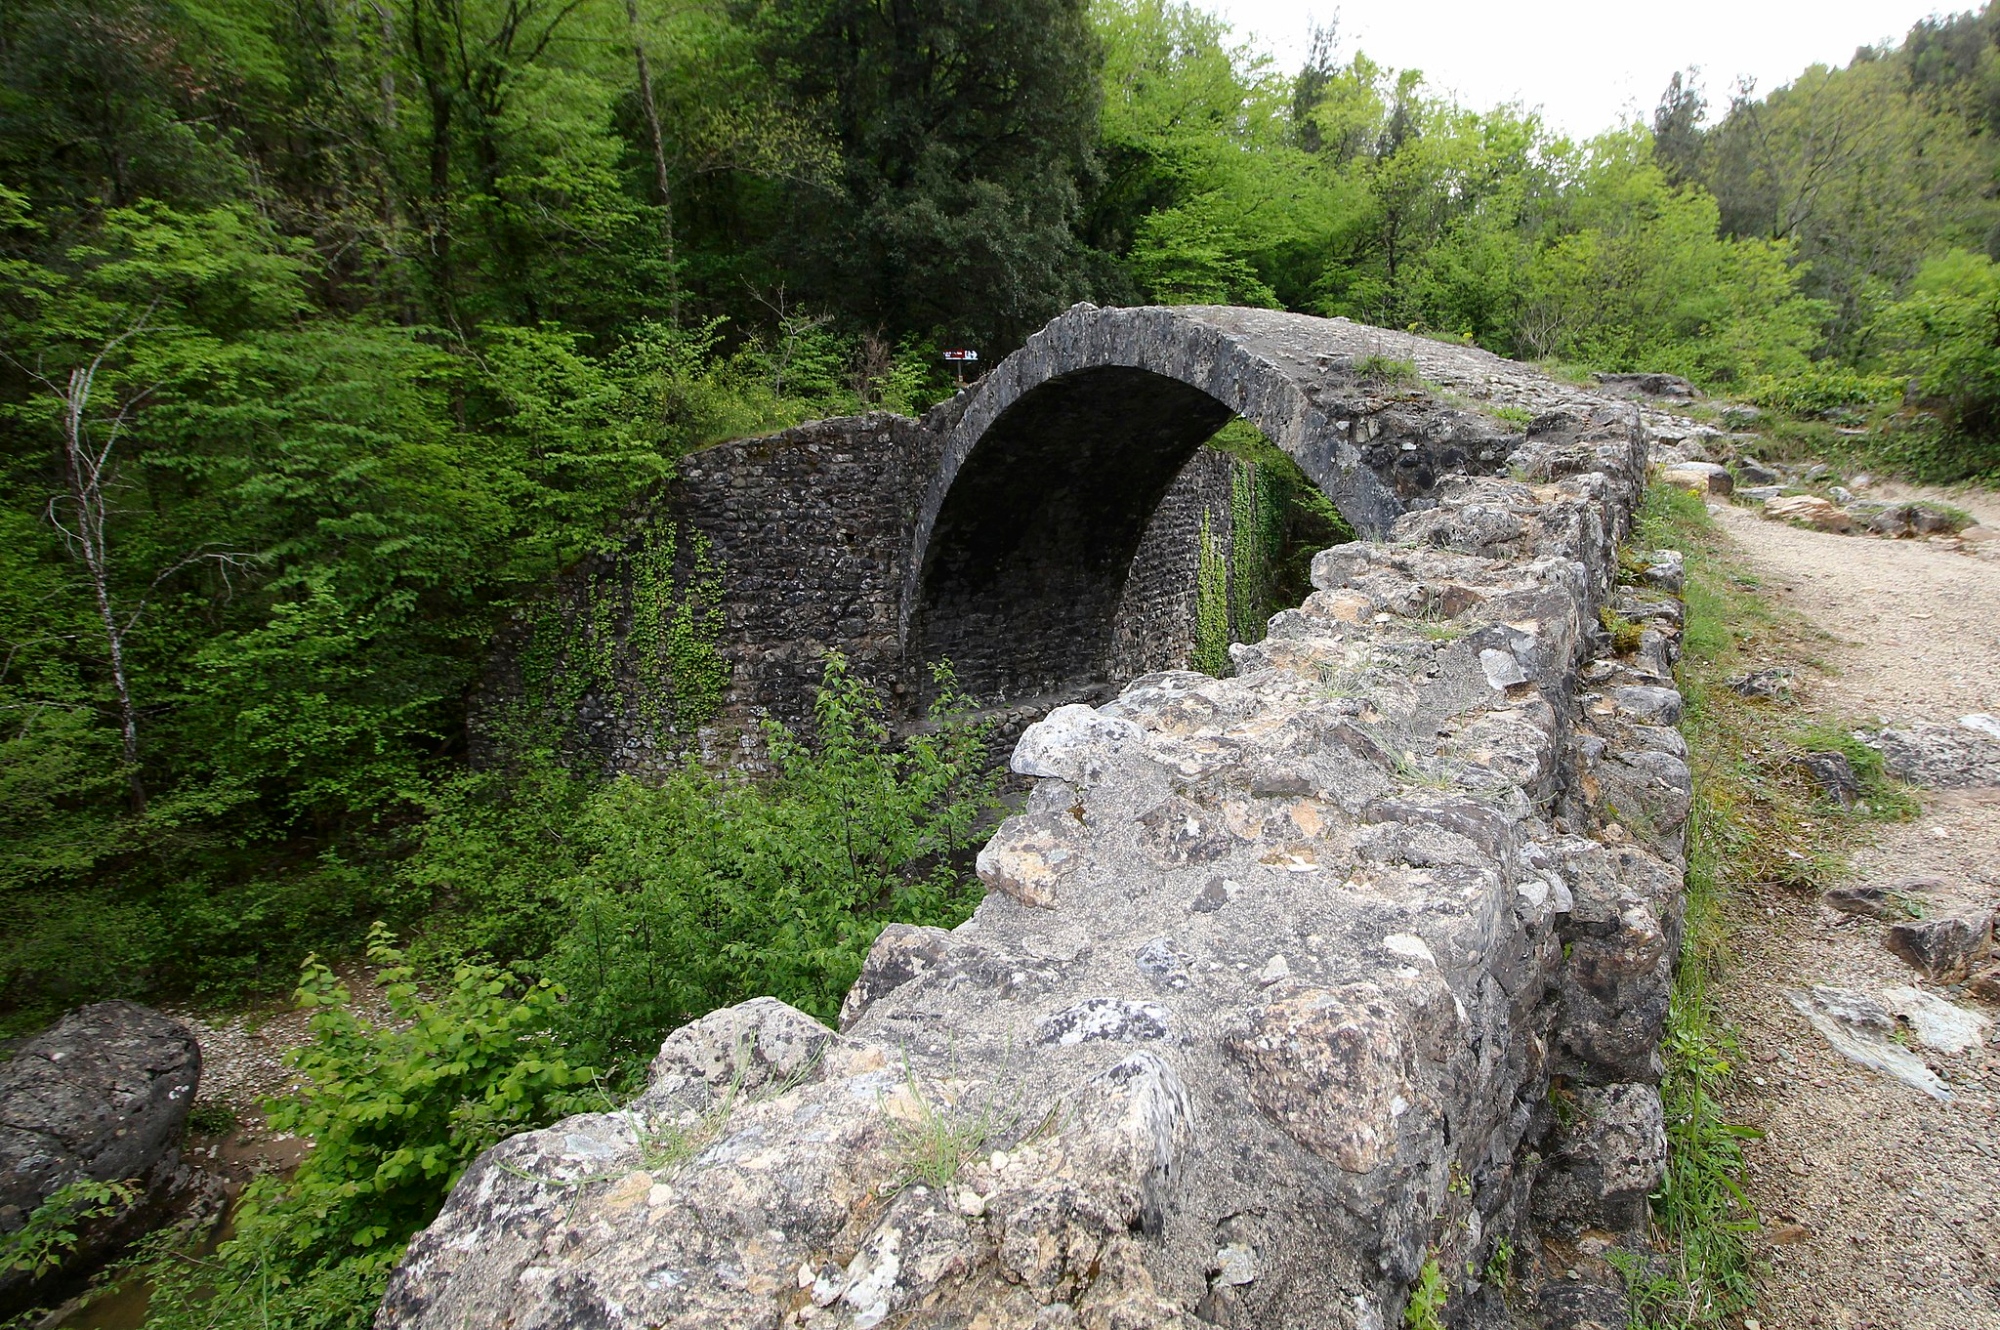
[1356,354,1421,387]
[1598,605,1645,654]
[884,1064,1008,1193]
[186,1101,240,1137]
[1392,750,1457,790]
[1786,723,1920,822]
[1489,403,1535,428]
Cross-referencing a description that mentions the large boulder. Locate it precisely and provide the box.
[0,1001,206,1315]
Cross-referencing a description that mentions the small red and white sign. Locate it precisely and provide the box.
[942,349,979,362]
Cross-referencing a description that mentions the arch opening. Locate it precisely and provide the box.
[910,366,1351,712]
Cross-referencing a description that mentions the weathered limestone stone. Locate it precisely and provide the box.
[1762,493,1852,532]
[1532,1082,1668,1235]
[1868,721,2000,789]
[1661,461,1733,496]
[385,314,1683,1330]
[1592,371,1697,401]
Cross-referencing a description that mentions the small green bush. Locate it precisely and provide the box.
[1749,365,1899,417]
[254,927,598,1267]
[545,654,998,1065]
[1402,1254,1449,1330]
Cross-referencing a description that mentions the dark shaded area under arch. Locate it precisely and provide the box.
[912,365,1239,703]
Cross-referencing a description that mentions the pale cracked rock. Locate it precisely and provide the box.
[1763,493,1852,532]
[1012,703,1147,785]
[1223,984,1426,1173]
[975,810,1084,909]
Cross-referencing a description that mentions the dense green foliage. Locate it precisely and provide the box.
[1661,11,2000,476]
[58,659,994,1330]
[124,929,596,1330]
[543,657,996,1060]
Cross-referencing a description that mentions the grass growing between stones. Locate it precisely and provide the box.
[1622,482,1856,1327]
[884,1066,1011,1193]
[1627,483,1925,1328]
[1627,482,1766,1328]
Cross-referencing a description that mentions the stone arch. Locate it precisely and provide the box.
[904,303,1404,703]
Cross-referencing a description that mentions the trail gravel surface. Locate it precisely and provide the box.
[1706,496,2000,1330]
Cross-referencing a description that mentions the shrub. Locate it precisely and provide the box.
[126,928,597,1330]
[253,928,598,1265]
[545,655,998,1066]
[1874,250,2000,479]
[1748,364,1900,417]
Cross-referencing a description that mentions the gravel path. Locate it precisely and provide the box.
[1709,503,2000,723]
[1705,496,2000,1330]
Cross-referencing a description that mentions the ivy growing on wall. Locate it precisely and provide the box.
[515,520,728,750]
[1228,458,1290,644]
[1192,509,1232,677]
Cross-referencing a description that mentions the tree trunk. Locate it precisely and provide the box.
[58,366,146,815]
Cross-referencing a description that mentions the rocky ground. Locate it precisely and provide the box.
[1692,477,2000,1328]
[165,963,394,1186]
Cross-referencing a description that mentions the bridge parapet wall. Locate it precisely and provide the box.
[389,390,1694,1329]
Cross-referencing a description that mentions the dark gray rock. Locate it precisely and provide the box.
[0,1001,205,1315]
[1592,371,1697,401]
[1734,457,1779,485]
[1727,668,1794,703]
[1867,507,1911,538]
[1823,879,1938,920]
[1532,1082,1667,1236]
[1532,1278,1632,1330]
[1910,504,1962,535]
[1793,750,1861,807]
[1885,915,1994,981]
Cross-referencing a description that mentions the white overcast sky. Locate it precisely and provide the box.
[1201,0,1963,136]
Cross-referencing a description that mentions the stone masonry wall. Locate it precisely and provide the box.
[1107,448,1237,683]
[382,374,1694,1330]
[477,414,931,776]
[481,427,1257,772]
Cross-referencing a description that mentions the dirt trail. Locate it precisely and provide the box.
[1703,501,2000,1330]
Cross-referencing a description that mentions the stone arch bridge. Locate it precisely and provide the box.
[391,309,1693,1329]
[488,304,1583,769]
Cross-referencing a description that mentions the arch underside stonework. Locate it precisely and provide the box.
[904,303,1515,707]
